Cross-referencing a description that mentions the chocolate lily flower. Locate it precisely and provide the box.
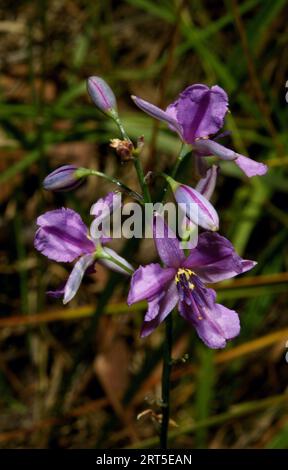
[128,214,256,348]
[34,192,133,304]
[132,84,267,177]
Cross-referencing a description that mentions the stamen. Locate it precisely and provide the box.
[175,268,195,284]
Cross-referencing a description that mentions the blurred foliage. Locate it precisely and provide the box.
[0,0,288,449]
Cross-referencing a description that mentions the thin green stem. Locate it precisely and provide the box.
[111,113,152,203]
[113,114,131,142]
[160,313,173,449]
[171,143,186,179]
[133,155,152,203]
[160,143,191,202]
[75,168,143,203]
[158,146,191,449]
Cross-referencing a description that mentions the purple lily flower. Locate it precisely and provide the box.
[132,84,267,178]
[127,213,256,349]
[34,192,133,304]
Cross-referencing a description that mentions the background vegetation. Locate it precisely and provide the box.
[0,0,288,448]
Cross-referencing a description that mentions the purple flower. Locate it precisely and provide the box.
[43,165,83,192]
[34,192,133,304]
[132,84,267,178]
[132,85,228,141]
[127,213,256,348]
[87,76,117,115]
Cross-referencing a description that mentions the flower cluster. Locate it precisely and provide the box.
[35,76,268,349]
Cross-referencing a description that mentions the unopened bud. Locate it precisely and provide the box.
[43,165,83,192]
[87,76,117,116]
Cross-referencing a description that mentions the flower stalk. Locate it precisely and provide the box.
[160,313,173,449]
[74,168,143,202]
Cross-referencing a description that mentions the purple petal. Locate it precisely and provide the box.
[100,247,134,275]
[194,138,236,160]
[183,232,256,283]
[35,208,95,262]
[194,139,268,177]
[143,291,165,322]
[127,263,176,305]
[131,95,183,137]
[176,85,228,143]
[179,292,240,349]
[175,184,219,231]
[90,191,122,218]
[241,259,257,273]
[235,155,268,177]
[63,254,95,304]
[195,165,218,200]
[90,192,122,243]
[153,212,185,268]
[140,282,178,338]
[165,101,183,134]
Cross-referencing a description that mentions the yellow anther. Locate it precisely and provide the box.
[188,282,195,290]
[175,268,195,284]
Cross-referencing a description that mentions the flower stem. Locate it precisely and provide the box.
[133,155,152,203]
[75,168,143,203]
[159,144,191,202]
[171,142,190,179]
[112,116,152,204]
[113,114,131,141]
[160,313,173,449]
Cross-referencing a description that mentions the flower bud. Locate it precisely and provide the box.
[87,76,117,116]
[166,176,219,232]
[43,165,83,192]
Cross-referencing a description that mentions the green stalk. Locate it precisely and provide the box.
[170,142,187,179]
[132,155,152,203]
[160,313,173,449]
[159,143,191,201]
[112,114,152,203]
[75,168,143,202]
[158,145,190,448]
[113,113,131,141]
